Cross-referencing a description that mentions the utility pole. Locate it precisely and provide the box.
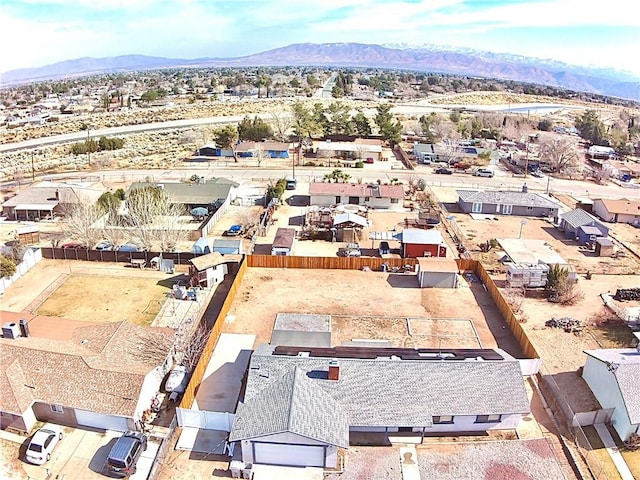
[31,152,35,180]
[87,128,91,166]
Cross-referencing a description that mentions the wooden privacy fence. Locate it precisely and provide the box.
[180,258,248,408]
[247,255,417,270]
[474,260,540,359]
[41,247,199,265]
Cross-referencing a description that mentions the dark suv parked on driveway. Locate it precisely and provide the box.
[105,431,147,478]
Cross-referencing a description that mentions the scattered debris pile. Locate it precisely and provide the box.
[545,317,584,332]
[614,288,640,302]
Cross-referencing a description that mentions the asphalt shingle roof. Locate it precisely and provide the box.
[230,345,530,444]
[560,209,603,230]
[457,190,559,209]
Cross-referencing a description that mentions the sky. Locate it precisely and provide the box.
[2,0,640,76]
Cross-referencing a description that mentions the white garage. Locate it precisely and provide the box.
[253,442,326,467]
[75,409,130,432]
[417,257,459,288]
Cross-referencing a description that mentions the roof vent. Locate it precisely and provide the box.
[2,322,21,339]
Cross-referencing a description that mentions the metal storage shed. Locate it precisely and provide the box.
[416,257,459,288]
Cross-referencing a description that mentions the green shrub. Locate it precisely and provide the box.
[355,161,364,168]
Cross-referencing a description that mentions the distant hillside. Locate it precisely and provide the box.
[2,43,639,101]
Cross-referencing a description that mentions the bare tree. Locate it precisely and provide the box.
[539,137,580,174]
[316,148,333,167]
[61,196,103,247]
[271,111,293,142]
[440,136,462,165]
[253,144,267,167]
[178,324,210,371]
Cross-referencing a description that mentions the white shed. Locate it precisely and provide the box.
[416,257,459,288]
[506,263,549,288]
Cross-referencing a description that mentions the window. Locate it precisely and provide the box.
[476,414,501,423]
[527,206,534,211]
[433,415,454,424]
[335,196,341,204]
[391,198,399,204]
[471,202,482,213]
[51,404,64,414]
[364,197,370,201]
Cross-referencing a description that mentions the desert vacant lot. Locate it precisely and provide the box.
[223,267,523,356]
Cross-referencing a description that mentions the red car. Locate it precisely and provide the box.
[61,242,85,249]
[364,157,375,164]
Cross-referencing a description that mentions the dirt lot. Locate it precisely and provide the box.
[0,259,189,325]
[222,267,523,356]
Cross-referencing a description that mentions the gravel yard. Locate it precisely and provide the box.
[325,447,402,480]
[417,439,567,480]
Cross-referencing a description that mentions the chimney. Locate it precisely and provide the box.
[328,360,340,381]
[54,189,60,200]
[19,318,30,338]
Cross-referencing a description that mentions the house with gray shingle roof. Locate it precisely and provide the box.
[457,189,560,220]
[229,344,530,468]
[0,315,174,433]
[582,349,640,442]
[559,208,609,244]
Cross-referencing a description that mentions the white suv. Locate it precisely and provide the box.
[474,168,494,178]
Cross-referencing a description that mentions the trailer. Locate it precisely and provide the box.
[506,263,549,288]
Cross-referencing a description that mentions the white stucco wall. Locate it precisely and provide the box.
[350,414,521,436]
[583,356,636,440]
[206,263,227,285]
[22,403,37,431]
[310,194,400,210]
[133,366,166,423]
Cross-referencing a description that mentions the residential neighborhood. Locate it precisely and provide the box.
[2,63,640,480]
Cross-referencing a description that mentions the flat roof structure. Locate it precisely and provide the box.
[497,238,566,265]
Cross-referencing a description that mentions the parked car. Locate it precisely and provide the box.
[364,157,375,164]
[95,241,114,251]
[379,241,391,256]
[344,243,361,257]
[530,169,544,178]
[473,168,494,178]
[165,365,189,393]
[434,167,453,175]
[105,431,147,478]
[118,243,141,253]
[285,178,297,190]
[225,224,243,236]
[61,242,85,249]
[26,424,63,465]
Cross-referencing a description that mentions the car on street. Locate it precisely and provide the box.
[364,157,375,164]
[61,242,85,249]
[25,423,63,465]
[473,168,494,178]
[95,240,114,251]
[530,169,544,178]
[105,431,147,478]
[165,365,189,393]
[434,167,453,175]
[118,243,142,253]
[285,178,297,190]
[225,224,243,236]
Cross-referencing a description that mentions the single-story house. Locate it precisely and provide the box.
[313,141,382,161]
[413,143,481,164]
[235,141,290,158]
[1,181,105,221]
[309,183,404,211]
[582,348,640,442]
[271,228,295,256]
[129,178,238,213]
[593,198,640,225]
[457,190,559,221]
[230,344,530,469]
[189,252,241,287]
[195,143,233,158]
[213,238,243,255]
[399,229,447,258]
[0,314,174,433]
[416,257,459,288]
[604,160,640,180]
[559,209,609,244]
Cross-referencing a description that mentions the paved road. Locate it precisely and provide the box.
[11,163,633,200]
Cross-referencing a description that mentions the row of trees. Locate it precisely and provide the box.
[575,109,639,156]
[70,136,125,155]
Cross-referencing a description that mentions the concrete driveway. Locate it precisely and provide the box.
[17,426,158,480]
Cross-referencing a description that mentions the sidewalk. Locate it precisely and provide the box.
[594,423,634,480]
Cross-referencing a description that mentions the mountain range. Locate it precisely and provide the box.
[2,42,640,101]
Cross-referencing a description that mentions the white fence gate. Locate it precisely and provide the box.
[0,248,42,295]
[176,408,234,432]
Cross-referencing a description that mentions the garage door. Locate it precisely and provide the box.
[75,410,129,431]
[253,442,325,467]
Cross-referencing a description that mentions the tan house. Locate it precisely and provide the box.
[0,314,175,433]
[309,183,404,210]
[593,198,640,225]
